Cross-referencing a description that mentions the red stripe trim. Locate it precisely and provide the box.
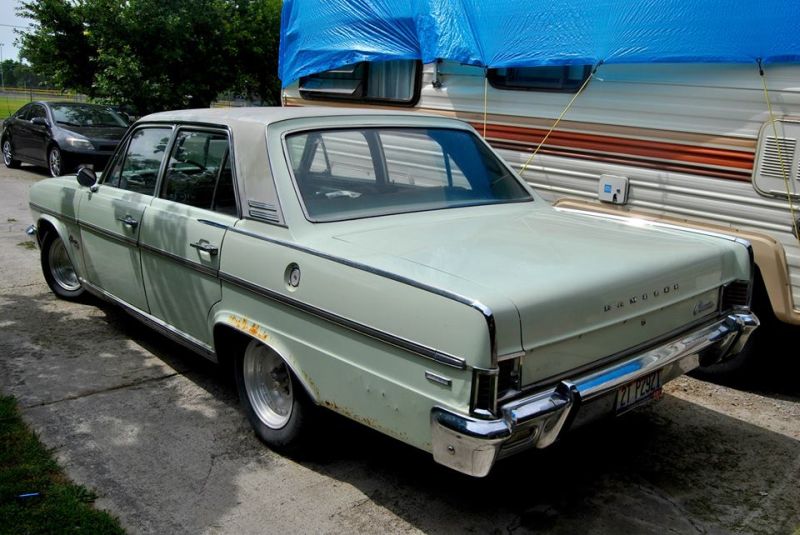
[471,122,754,175]
[490,141,751,182]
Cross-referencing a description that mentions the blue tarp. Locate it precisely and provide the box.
[279,0,800,86]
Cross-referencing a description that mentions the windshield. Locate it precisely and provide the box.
[285,127,532,222]
[51,104,128,128]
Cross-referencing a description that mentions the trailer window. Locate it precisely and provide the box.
[299,60,420,105]
[488,65,591,92]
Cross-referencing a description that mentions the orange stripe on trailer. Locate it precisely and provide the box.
[471,122,755,172]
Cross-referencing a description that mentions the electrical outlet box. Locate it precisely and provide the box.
[598,174,629,204]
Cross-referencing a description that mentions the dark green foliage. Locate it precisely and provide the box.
[17,0,283,115]
[0,396,125,534]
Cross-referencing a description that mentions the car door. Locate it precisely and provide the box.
[13,104,41,160]
[139,127,238,345]
[78,125,173,311]
[4,104,30,158]
[19,104,50,162]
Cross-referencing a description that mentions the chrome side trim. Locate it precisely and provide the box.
[431,311,759,477]
[219,271,467,370]
[79,220,138,246]
[555,206,753,246]
[139,242,219,278]
[29,202,77,224]
[81,278,217,361]
[226,225,496,361]
[425,371,453,388]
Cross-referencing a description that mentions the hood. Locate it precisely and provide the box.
[60,125,127,142]
[318,204,748,354]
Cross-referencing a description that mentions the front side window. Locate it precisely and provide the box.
[104,127,172,195]
[28,105,47,120]
[286,127,531,222]
[14,104,32,120]
[488,65,591,92]
[162,130,236,215]
[299,60,419,104]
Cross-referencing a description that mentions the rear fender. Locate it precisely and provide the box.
[211,309,319,402]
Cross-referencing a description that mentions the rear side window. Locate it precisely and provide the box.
[299,60,419,105]
[161,130,237,215]
[488,65,591,92]
[104,127,172,196]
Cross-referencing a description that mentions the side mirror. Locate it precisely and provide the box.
[31,117,49,127]
[76,166,98,191]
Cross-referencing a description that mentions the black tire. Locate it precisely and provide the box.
[48,145,65,177]
[234,339,315,453]
[2,138,21,169]
[40,231,85,300]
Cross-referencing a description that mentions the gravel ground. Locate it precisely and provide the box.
[1,163,799,534]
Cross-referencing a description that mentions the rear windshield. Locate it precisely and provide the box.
[51,104,129,128]
[285,127,532,222]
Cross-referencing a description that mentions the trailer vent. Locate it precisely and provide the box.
[758,136,796,179]
[753,120,800,198]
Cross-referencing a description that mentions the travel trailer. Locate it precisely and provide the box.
[279,2,800,374]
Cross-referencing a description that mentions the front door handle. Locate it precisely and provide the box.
[190,240,219,256]
[116,215,139,229]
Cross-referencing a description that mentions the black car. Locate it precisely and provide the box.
[2,101,130,177]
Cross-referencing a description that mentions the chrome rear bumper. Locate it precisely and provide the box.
[431,311,758,477]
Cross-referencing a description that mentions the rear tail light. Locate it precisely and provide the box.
[471,370,498,418]
[721,280,751,311]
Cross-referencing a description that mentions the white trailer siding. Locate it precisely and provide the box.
[284,61,800,316]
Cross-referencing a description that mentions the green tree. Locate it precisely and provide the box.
[17,0,283,115]
[0,59,43,88]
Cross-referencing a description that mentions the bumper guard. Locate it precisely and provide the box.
[431,311,758,477]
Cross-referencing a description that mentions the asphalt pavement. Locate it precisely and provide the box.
[1,163,799,534]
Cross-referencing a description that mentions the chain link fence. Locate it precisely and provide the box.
[1,87,88,119]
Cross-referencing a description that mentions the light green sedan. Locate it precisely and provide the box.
[27,107,758,477]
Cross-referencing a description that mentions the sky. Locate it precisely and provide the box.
[0,0,29,62]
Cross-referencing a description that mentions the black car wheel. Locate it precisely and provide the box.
[48,145,64,177]
[2,138,21,169]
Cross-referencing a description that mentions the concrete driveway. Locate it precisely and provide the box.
[1,164,799,534]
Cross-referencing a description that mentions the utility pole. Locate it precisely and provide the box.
[0,43,5,93]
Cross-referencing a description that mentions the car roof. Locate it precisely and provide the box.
[140,106,458,129]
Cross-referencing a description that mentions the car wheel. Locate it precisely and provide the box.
[2,138,21,169]
[48,146,64,177]
[40,231,85,300]
[235,339,314,452]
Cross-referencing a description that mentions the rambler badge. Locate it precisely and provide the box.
[604,283,680,312]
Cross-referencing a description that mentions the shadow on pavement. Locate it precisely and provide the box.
[1,287,798,534]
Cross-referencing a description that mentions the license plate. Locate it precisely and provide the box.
[615,370,663,414]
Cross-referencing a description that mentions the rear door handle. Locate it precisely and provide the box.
[116,215,139,229]
[190,241,219,256]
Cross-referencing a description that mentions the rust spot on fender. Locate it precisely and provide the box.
[227,314,270,342]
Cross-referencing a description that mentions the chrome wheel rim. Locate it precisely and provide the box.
[48,238,80,291]
[49,148,61,176]
[243,342,293,429]
[2,140,12,166]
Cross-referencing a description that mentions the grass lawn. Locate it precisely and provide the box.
[0,96,30,119]
[0,396,124,534]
